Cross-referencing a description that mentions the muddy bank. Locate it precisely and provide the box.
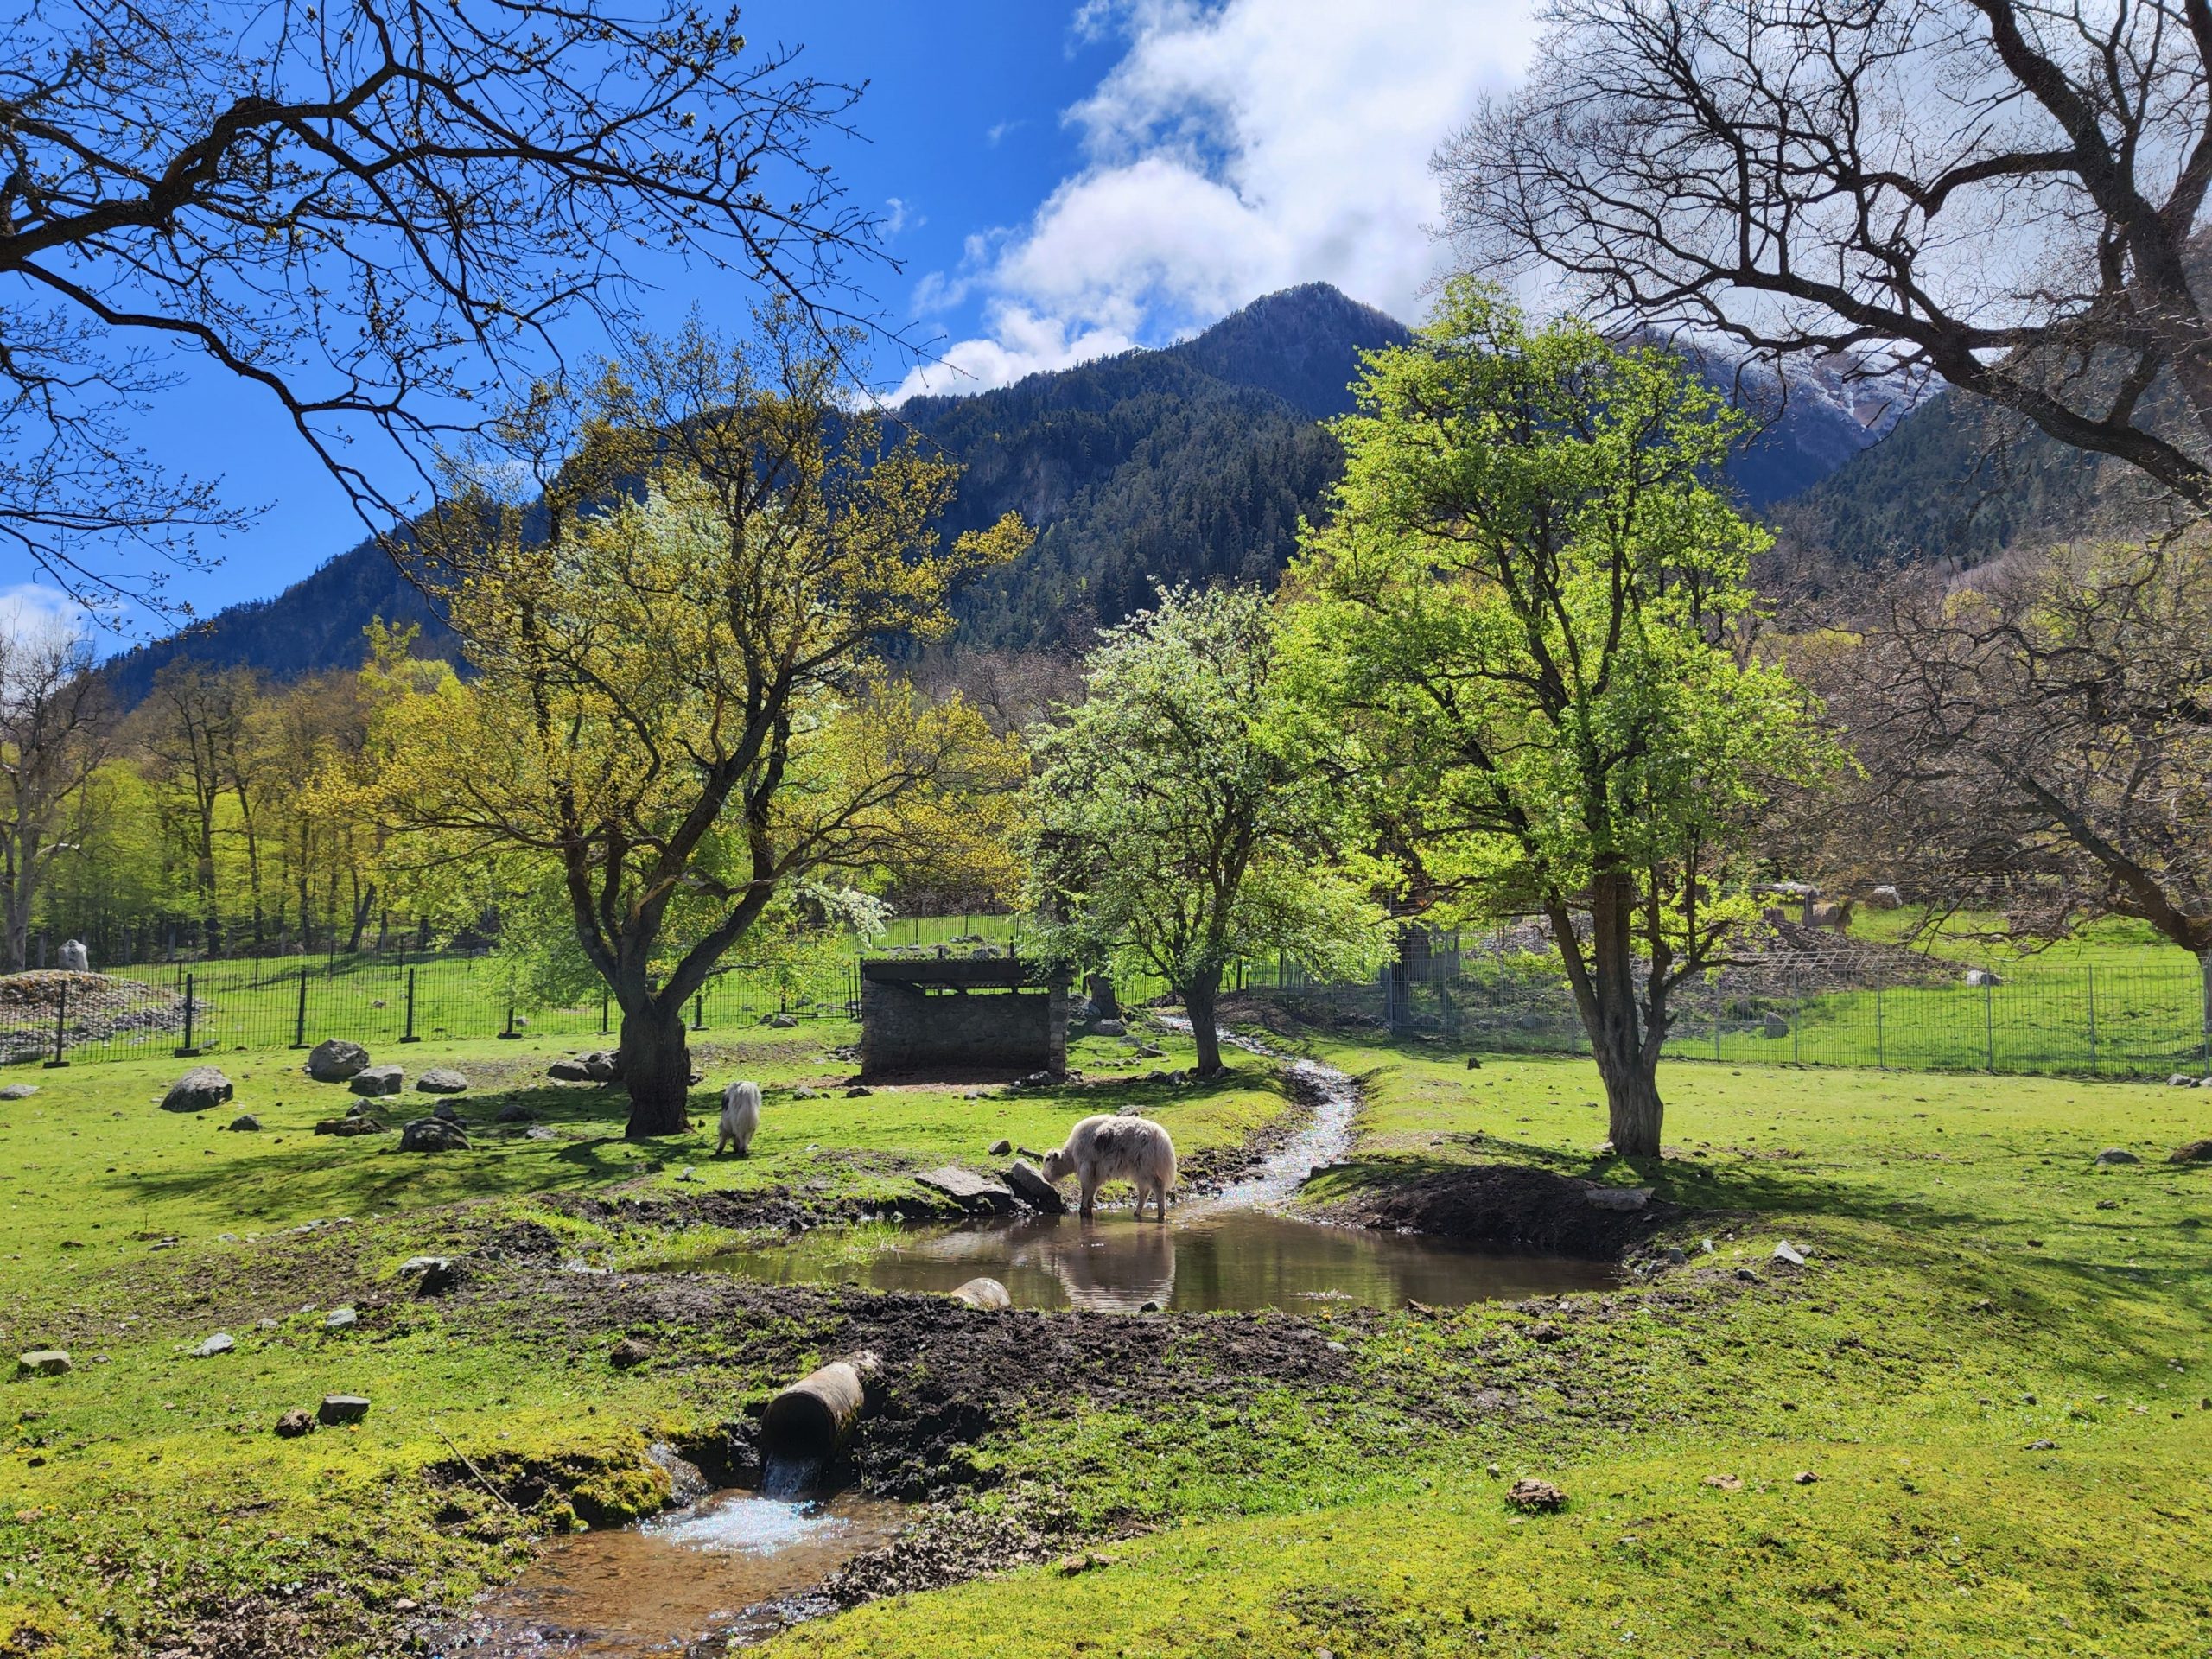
[1317,1162,1683,1259]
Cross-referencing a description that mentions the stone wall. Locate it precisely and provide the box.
[859,981,1069,1078]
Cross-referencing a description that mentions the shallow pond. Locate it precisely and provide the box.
[688,1208,1616,1313]
[442,1489,906,1656]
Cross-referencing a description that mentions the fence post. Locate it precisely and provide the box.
[692,989,706,1032]
[292,967,309,1048]
[1792,974,1802,1065]
[400,968,420,1043]
[175,974,196,1057]
[1713,993,1721,1061]
[601,987,610,1035]
[1875,983,1885,1071]
[2086,966,2097,1076]
[44,982,69,1069]
[1984,976,1995,1071]
[500,1002,519,1039]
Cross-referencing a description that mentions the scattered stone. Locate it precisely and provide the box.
[987,1137,1012,1156]
[1139,1300,1161,1313]
[190,1332,235,1358]
[1058,1552,1115,1577]
[610,1338,653,1369]
[398,1255,448,1276]
[1093,1018,1126,1037]
[845,1085,873,1098]
[416,1259,462,1296]
[2096,1198,2120,1210]
[791,1086,822,1100]
[1001,1160,1067,1214]
[2093,1147,2140,1166]
[314,1114,385,1136]
[1506,1478,1567,1512]
[398,1117,470,1153]
[316,1395,371,1426]
[307,1039,371,1083]
[227,1113,261,1132]
[2167,1140,2212,1164]
[1964,968,2000,988]
[431,1102,464,1123]
[953,1276,1011,1310]
[1663,1247,1687,1266]
[766,1012,799,1028]
[161,1065,234,1113]
[1020,1071,1056,1088]
[914,1165,1017,1215]
[16,1351,69,1377]
[580,1049,621,1082]
[1793,1471,1819,1484]
[415,1069,469,1094]
[524,1125,556,1141]
[495,1102,535,1123]
[1867,885,1903,909]
[0,1084,38,1100]
[2025,1438,2056,1451]
[274,1408,315,1439]
[1702,1474,1744,1491]
[1762,1013,1789,1039]
[1772,1239,1807,1266]
[2168,1074,2200,1088]
[323,1307,357,1331]
[1582,1185,1650,1212]
[349,1064,404,1096]
[673,1166,697,1183]
[547,1058,595,1083]
[1733,1268,1762,1283]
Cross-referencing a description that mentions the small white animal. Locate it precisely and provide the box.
[1041,1113,1176,1220]
[717,1080,761,1156]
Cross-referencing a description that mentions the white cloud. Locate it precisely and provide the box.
[897,0,1539,400]
[0,582,86,638]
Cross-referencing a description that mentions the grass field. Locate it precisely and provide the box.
[4,1018,2210,1656]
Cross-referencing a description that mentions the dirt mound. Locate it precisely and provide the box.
[0,969,185,1057]
[1323,1162,1679,1259]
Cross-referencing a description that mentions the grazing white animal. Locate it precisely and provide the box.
[1041,1113,1176,1220]
[717,1080,761,1156]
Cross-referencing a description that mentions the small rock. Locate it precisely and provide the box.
[398,1255,448,1275]
[307,1039,372,1082]
[987,1137,1012,1156]
[227,1113,261,1132]
[766,1012,799,1028]
[952,1277,1011,1310]
[416,1260,463,1297]
[610,1338,653,1369]
[1001,1160,1066,1214]
[2167,1139,2212,1164]
[581,1050,621,1083]
[1702,1474,1744,1491]
[2167,1073,2200,1088]
[1093,1019,1126,1037]
[314,1114,386,1137]
[1506,1478,1567,1512]
[1139,1300,1161,1313]
[1965,969,2001,988]
[1583,1185,1650,1212]
[2025,1438,2056,1451]
[432,1102,464,1123]
[0,1084,39,1099]
[1793,1471,1819,1484]
[524,1125,556,1140]
[1867,885,1903,909]
[16,1351,70,1377]
[274,1408,315,1438]
[416,1069,469,1094]
[190,1333,235,1358]
[495,1102,536,1124]
[547,1059,595,1082]
[1772,1239,1807,1266]
[1734,1268,1762,1283]
[162,1066,234,1113]
[1762,1012,1789,1039]
[349,1065,404,1097]
[1465,1055,1481,1069]
[398,1117,470,1153]
[1057,1552,1114,1576]
[2096,1198,2120,1210]
[316,1395,371,1426]
[2093,1147,2139,1166]
[324,1307,357,1331]
[1663,1247,1687,1265]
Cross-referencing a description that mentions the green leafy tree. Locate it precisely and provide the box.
[1283,283,1828,1157]
[1027,586,1378,1076]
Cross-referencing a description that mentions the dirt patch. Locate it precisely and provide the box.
[1318,1162,1683,1259]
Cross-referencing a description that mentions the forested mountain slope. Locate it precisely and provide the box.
[104,283,1897,698]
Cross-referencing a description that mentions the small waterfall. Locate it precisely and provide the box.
[759,1450,824,1499]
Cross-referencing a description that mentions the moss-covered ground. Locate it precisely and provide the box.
[3,1023,2209,1656]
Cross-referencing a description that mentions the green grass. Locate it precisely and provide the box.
[4,1026,2211,1656]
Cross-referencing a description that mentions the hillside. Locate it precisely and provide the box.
[103,283,1894,696]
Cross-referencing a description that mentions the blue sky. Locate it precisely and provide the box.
[3,1,1537,638]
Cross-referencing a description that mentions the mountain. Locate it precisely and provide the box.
[102,283,1897,696]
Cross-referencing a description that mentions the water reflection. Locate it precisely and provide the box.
[695,1209,1615,1313]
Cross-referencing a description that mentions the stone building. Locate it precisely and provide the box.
[857,956,1071,1080]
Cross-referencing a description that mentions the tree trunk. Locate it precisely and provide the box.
[1561,874,1667,1159]
[620,1000,695,1138]
[1085,973,1121,1020]
[1184,968,1224,1076]
[347,882,376,952]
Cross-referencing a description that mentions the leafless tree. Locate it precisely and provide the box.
[2,0,879,617]
[0,619,108,969]
[1817,539,2212,1037]
[1441,0,2212,510]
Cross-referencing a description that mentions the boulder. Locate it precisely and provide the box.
[1506,1478,1567,1512]
[314,1116,385,1137]
[227,1113,261,1132]
[495,1102,535,1123]
[58,938,89,971]
[316,1395,371,1426]
[1762,1013,1789,1039]
[416,1259,463,1295]
[2093,1147,2140,1166]
[547,1058,595,1083]
[610,1338,653,1369]
[1867,885,1904,909]
[1965,969,2001,988]
[190,1332,235,1358]
[987,1137,1012,1156]
[578,1049,621,1082]
[16,1350,70,1377]
[399,1117,471,1153]
[1583,1185,1651,1212]
[432,1102,464,1123]
[274,1408,315,1438]
[397,1255,448,1276]
[914,1165,1017,1215]
[2169,1074,2199,1087]
[307,1039,371,1083]
[415,1069,469,1094]
[1093,1018,1127,1037]
[953,1276,1012,1310]
[0,1084,37,1099]
[845,1085,873,1098]
[349,1065,404,1096]
[766,1012,799,1028]
[1772,1239,1808,1266]
[2169,1140,2212,1164]
[1001,1160,1067,1214]
[162,1066,234,1113]
[324,1307,358,1331]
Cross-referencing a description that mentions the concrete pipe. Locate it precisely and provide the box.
[760,1351,881,1469]
[953,1276,1011,1310]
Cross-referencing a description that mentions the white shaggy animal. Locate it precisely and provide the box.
[717,1080,761,1156]
[1041,1114,1176,1220]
